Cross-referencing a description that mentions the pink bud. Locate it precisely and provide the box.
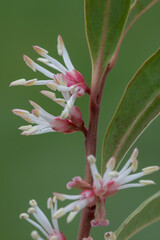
[51,117,78,134]
[64,70,90,94]
[69,106,84,127]
[67,177,92,190]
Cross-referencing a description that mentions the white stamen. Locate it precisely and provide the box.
[20,213,49,238]
[87,155,102,190]
[31,80,53,86]
[87,155,96,164]
[108,171,118,178]
[29,200,37,207]
[129,148,138,163]
[24,54,54,78]
[49,236,58,240]
[20,213,29,219]
[51,198,60,235]
[53,98,66,107]
[34,62,54,79]
[47,198,53,209]
[143,166,160,175]
[107,157,116,171]
[12,109,30,117]
[104,232,116,240]
[33,46,48,57]
[139,180,155,185]
[18,125,32,131]
[118,148,138,175]
[103,158,116,186]
[29,101,55,121]
[34,46,67,74]
[47,82,71,92]
[24,79,37,86]
[53,193,81,201]
[22,126,39,136]
[119,183,143,190]
[57,35,74,71]
[39,59,67,74]
[53,208,66,219]
[60,108,69,119]
[73,198,94,211]
[33,128,55,135]
[24,55,36,71]
[37,58,49,64]
[33,205,53,235]
[31,231,39,240]
[31,231,44,240]
[28,207,36,214]
[120,172,144,184]
[41,90,56,100]
[47,83,58,91]
[44,55,67,74]
[10,79,26,86]
[132,159,138,172]
[67,211,79,223]
[116,166,133,183]
[65,92,77,110]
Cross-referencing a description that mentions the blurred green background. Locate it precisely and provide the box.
[1,1,160,239]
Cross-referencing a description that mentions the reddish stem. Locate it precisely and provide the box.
[77,66,110,240]
[81,125,88,138]
[77,2,159,239]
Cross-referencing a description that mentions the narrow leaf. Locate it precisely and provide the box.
[126,0,159,30]
[110,0,159,68]
[102,49,160,172]
[115,191,160,240]
[85,0,131,76]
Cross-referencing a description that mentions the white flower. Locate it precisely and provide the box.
[53,148,159,227]
[12,101,86,136]
[10,36,90,119]
[20,198,66,240]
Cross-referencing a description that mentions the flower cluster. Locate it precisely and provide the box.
[11,34,160,240]
[10,36,89,136]
[52,149,159,227]
[20,198,66,240]
[20,198,96,240]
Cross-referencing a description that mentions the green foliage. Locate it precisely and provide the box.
[125,0,159,30]
[115,191,160,240]
[85,0,131,76]
[102,49,160,173]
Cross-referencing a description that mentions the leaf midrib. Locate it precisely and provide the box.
[114,92,160,163]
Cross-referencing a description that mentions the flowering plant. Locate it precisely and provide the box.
[10,1,160,240]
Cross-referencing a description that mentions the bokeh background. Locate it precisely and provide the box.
[1,1,160,239]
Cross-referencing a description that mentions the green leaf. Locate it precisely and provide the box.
[85,0,131,76]
[125,0,159,30]
[102,49,160,173]
[115,191,160,240]
[110,0,159,68]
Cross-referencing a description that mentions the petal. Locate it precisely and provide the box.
[67,176,92,190]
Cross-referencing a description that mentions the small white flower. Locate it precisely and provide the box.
[53,148,159,227]
[12,100,86,136]
[10,36,90,119]
[20,198,66,240]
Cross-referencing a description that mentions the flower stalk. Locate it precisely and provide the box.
[77,65,111,239]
